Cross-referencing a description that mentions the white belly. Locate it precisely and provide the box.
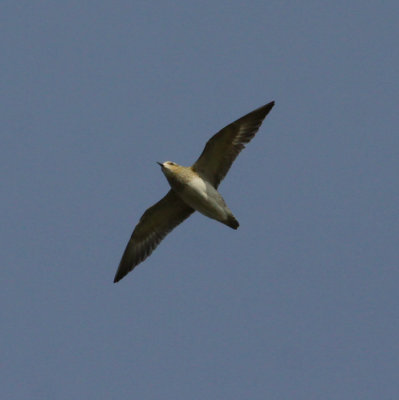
[179,176,231,222]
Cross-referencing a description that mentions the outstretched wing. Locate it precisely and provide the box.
[114,190,194,282]
[192,101,274,188]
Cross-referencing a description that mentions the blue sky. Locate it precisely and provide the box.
[2,1,398,399]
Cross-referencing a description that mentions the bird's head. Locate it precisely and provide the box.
[157,161,180,177]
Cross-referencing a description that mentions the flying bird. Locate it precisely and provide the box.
[114,101,275,282]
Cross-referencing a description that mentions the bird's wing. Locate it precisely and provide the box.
[114,190,194,282]
[192,101,275,188]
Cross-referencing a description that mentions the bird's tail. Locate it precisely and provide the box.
[225,214,239,230]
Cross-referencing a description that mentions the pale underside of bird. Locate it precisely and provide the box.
[114,101,275,283]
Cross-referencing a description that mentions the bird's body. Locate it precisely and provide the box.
[114,101,275,283]
[162,163,239,229]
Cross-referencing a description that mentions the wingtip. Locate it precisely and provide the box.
[264,100,275,111]
[113,268,125,283]
[253,101,275,120]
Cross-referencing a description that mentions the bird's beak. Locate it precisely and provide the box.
[156,161,163,168]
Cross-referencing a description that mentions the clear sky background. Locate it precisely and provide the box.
[2,1,398,399]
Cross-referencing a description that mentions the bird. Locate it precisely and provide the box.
[114,101,275,282]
